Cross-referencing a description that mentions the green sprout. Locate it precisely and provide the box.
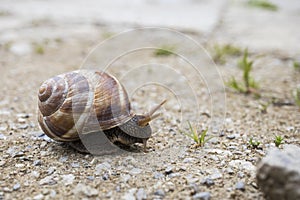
[259,102,270,114]
[213,44,242,64]
[34,44,45,55]
[247,0,278,11]
[227,49,260,96]
[294,61,300,71]
[249,138,261,149]
[274,135,284,147]
[154,45,175,57]
[182,121,213,147]
[294,87,300,107]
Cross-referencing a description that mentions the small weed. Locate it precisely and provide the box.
[34,44,45,55]
[294,86,300,107]
[249,137,261,149]
[0,10,11,17]
[154,45,175,57]
[274,135,284,147]
[182,121,213,147]
[213,44,242,64]
[227,49,260,96]
[247,0,278,11]
[259,102,270,114]
[102,32,115,39]
[294,61,300,71]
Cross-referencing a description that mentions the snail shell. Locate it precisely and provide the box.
[37,70,165,154]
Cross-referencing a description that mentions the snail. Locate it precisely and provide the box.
[37,70,166,154]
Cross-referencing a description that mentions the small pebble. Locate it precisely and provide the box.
[226,134,236,140]
[95,162,111,175]
[47,167,56,175]
[121,174,131,183]
[15,163,25,168]
[0,160,6,167]
[17,113,30,118]
[31,171,40,178]
[0,133,7,140]
[17,124,28,130]
[73,183,98,197]
[154,189,165,197]
[129,168,142,175]
[193,192,211,200]
[165,166,173,175]
[136,188,147,200]
[183,157,194,163]
[39,176,56,185]
[201,178,215,187]
[13,183,21,191]
[13,151,25,158]
[33,194,44,200]
[235,181,245,191]
[59,156,68,163]
[153,172,164,179]
[189,183,200,194]
[18,118,26,123]
[225,168,234,175]
[33,160,42,166]
[3,187,12,192]
[102,173,109,180]
[123,188,136,200]
[71,162,80,168]
[61,174,75,186]
[87,176,95,181]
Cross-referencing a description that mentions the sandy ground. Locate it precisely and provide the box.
[0,1,300,200]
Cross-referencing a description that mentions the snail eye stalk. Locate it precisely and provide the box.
[138,100,167,127]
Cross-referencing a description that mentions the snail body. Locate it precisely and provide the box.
[37,70,165,154]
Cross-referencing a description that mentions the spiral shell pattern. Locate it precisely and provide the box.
[38,70,132,142]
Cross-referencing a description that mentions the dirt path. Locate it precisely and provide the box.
[0,1,300,200]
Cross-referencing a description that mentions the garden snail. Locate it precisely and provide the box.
[37,70,166,154]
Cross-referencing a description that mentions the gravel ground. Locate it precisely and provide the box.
[1,2,300,200]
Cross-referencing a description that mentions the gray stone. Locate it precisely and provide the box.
[165,166,174,175]
[95,162,111,175]
[10,42,32,56]
[13,183,20,191]
[235,181,245,191]
[193,192,211,200]
[72,183,98,197]
[183,157,194,163]
[71,162,80,168]
[229,160,256,172]
[129,168,142,175]
[61,174,75,186]
[33,194,44,200]
[123,188,136,200]
[154,189,165,197]
[33,160,42,166]
[102,173,109,180]
[201,178,215,187]
[0,161,6,167]
[257,145,300,200]
[0,133,6,140]
[87,176,94,181]
[47,167,56,175]
[153,172,164,179]
[226,134,236,140]
[136,188,147,200]
[39,176,56,185]
[58,156,68,163]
